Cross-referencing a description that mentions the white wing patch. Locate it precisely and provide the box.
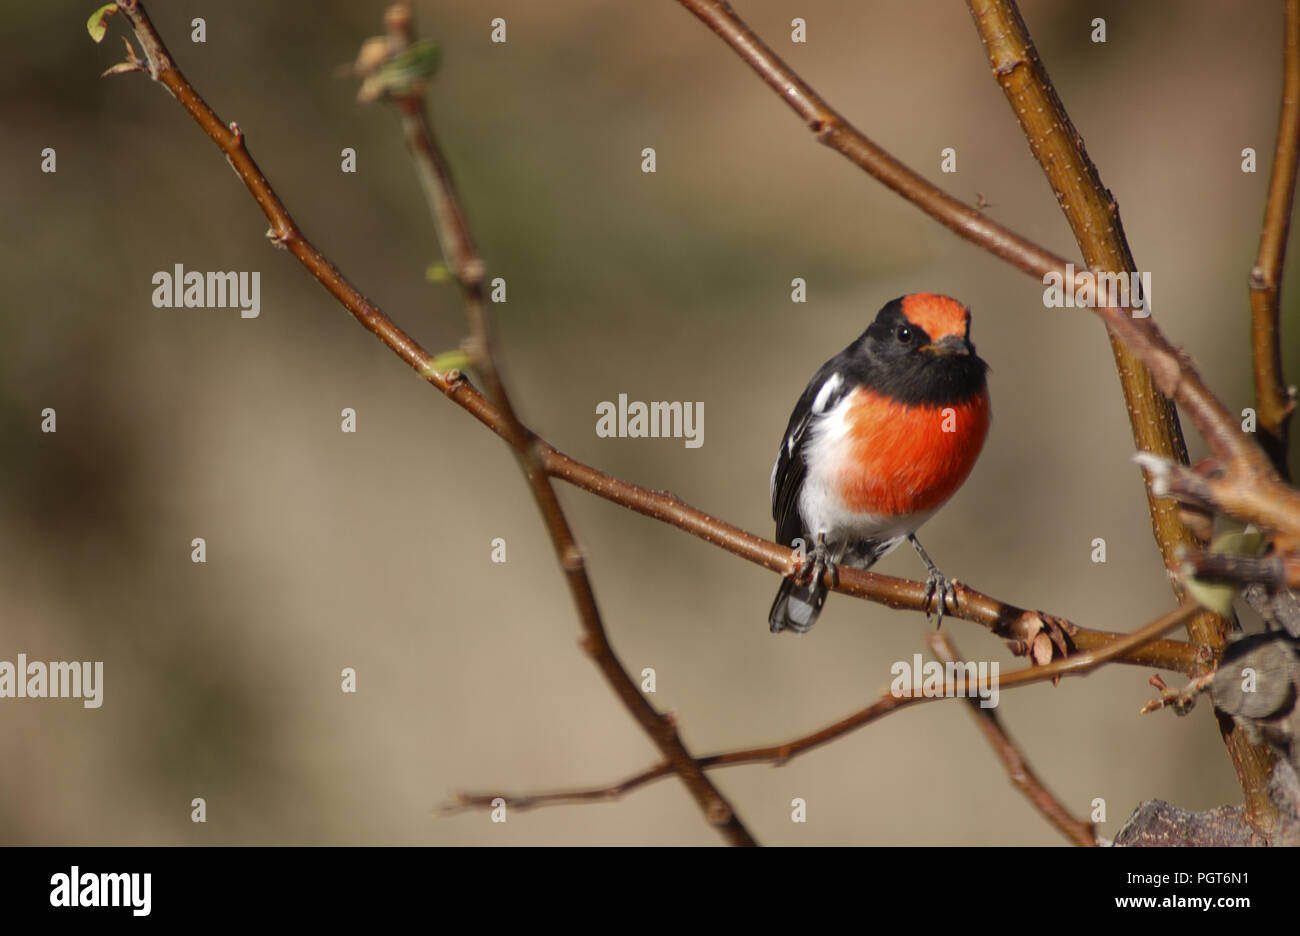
[811,372,843,415]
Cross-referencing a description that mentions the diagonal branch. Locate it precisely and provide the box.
[925,631,1097,842]
[965,0,1275,832]
[370,2,755,846]
[926,631,1096,846]
[964,0,1205,609]
[1250,0,1300,478]
[675,0,1070,278]
[439,603,1197,821]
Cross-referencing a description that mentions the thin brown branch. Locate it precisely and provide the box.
[541,447,1208,672]
[926,631,1097,846]
[1141,672,1216,716]
[376,2,754,846]
[440,603,1198,820]
[675,0,1070,279]
[1250,0,1300,478]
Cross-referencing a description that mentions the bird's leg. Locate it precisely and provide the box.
[806,532,834,591]
[908,534,954,627]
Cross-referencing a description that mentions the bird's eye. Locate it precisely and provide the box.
[896,325,912,343]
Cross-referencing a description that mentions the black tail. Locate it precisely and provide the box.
[769,575,828,633]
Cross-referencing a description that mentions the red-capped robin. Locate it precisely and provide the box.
[769,294,990,633]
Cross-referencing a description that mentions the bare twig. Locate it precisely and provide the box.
[1142,672,1216,716]
[1250,0,1300,477]
[927,631,1096,846]
[440,603,1198,818]
[375,2,755,846]
[674,0,1070,279]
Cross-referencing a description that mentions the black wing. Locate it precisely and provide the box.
[770,354,855,550]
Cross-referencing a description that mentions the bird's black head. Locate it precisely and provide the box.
[849,294,989,405]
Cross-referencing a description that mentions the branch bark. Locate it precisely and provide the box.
[370,2,756,846]
[965,0,1277,834]
[927,631,1097,846]
[1250,0,1300,478]
[440,603,1197,821]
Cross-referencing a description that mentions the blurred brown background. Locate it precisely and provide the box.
[1,0,1296,845]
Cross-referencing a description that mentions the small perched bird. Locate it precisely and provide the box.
[768,294,990,633]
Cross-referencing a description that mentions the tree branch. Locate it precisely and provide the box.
[964,0,1278,835]
[926,631,1097,846]
[372,2,755,846]
[674,0,1071,278]
[1142,672,1216,716]
[964,0,1202,605]
[1250,0,1300,478]
[439,603,1197,820]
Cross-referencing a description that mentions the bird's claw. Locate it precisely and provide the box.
[923,569,956,628]
[797,534,834,588]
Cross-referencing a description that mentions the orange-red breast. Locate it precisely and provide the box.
[769,294,990,633]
